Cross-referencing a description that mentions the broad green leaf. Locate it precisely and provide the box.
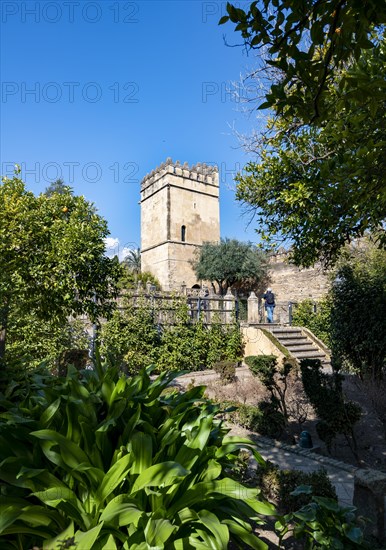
[170,478,260,514]
[40,397,61,427]
[97,453,132,502]
[43,521,74,549]
[100,534,118,549]
[177,507,200,524]
[0,505,22,534]
[31,429,90,469]
[200,459,221,482]
[74,522,104,547]
[144,517,176,547]
[197,510,229,547]
[129,431,153,474]
[99,495,143,527]
[245,498,276,516]
[224,518,268,549]
[132,462,189,493]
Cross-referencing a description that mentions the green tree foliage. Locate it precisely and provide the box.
[292,298,332,348]
[118,264,160,291]
[44,178,72,197]
[0,171,121,363]
[0,359,275,548]
[220,0,386,123]
[192,238,268,295]
[6,314,90,372]
[220,3,386,266]
[122,247,141,275]
[330,244,386,379]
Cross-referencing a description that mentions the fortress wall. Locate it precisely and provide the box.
[268,254,330,303]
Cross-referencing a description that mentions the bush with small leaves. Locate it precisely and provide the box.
[213,360,237,384]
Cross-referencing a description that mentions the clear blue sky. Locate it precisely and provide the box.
[1,0,263,257]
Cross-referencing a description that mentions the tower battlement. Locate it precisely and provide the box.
[141,158,219,191]
[140,158,220,290]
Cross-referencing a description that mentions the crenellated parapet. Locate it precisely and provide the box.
[141,158,219,191]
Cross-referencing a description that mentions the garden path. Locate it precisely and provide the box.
[176,368,357,506]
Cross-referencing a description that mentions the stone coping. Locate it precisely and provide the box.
[248,433,358,474]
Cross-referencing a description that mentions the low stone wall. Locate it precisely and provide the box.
[240,324,288,362]
[353,469,386,543]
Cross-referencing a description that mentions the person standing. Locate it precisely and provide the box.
[263,287,275,323]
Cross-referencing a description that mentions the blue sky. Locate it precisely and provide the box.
[1,0,264,257]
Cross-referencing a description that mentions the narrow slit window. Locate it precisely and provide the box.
[181,225,186,242]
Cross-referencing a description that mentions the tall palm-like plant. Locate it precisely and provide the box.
[123,247,141,275]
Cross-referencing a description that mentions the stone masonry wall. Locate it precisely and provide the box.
[268,252,330,304]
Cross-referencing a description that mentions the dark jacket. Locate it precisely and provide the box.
[263,291,275,307]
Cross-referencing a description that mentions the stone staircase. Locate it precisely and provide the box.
[268,326,330,365]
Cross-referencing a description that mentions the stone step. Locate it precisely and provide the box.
[267,325,330,365]
[291,351,326,361]
[271,332,304,340]
[274,335,309,342]
[285,344,318,353]
[271,328,303,335]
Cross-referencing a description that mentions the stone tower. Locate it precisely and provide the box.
[140,158,220,290]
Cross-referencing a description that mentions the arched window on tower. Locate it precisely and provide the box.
[181,225,186,242]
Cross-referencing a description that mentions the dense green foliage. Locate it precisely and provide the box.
[0,172,121,364]
[228,401,286,438]
[5,315,90,372]
[122,247,141,276]
[330,245,386,380]
[213,360,237,384]
[254,462,337,514]
[118,266,160,291]
[300,359,361,455]
[220,0,386,123]
[100,299,244,374]
[99,302,160,373]
[277,487,366,549]
[245,355,297,423]
[0,358,276,549]
[291,298,332,348]
[221,3,386,266]
[192,238,268,295]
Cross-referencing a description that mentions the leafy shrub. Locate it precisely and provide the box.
[0,355,275,549]
[213,360,236,384]
[257,400,286,438]
[291,297,332,347]
[226,401,285,438]
[5,315,91,372]
[301,358,361,455]
[255,461,337,514]
[277,487,367,549]
[233,403,263,432]
[100,302,160,373]
[245,355,297,423]
[101,301,244,374]
[330,245,386,380]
